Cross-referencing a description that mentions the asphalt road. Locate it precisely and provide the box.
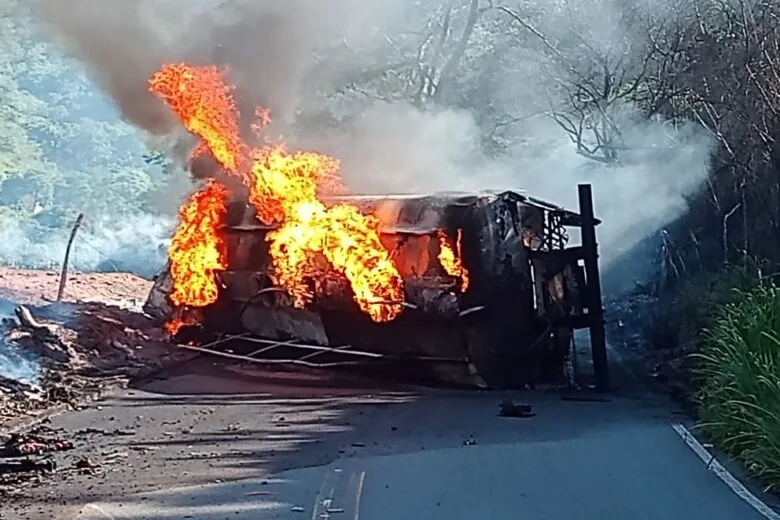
[4,353,779,520]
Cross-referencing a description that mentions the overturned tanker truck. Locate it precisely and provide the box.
[145,184,609,390]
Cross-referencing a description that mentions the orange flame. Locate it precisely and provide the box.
[167,179,230,309]
[269,202,404,321]
[437,229,470,292]
[149,64,245,173]
[150,63,404,323]
[164,308,203,336]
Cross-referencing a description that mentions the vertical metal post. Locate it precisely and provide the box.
[578,184,610,391]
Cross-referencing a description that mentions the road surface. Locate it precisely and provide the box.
[3,351,779,520]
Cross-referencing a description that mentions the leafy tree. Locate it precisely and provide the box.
[0,0,167,265]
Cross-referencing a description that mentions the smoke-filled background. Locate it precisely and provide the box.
[0,0,717,281]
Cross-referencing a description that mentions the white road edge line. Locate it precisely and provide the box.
[80,504,116,519]
[672,422,780,520]
[609,342,779,519]
[353,471,366,520]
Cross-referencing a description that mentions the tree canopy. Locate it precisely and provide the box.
[1,0,777,281]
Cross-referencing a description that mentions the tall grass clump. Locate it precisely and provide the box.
[646,264,762,353]
[697,283,780,490]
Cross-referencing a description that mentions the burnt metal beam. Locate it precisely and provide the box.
[578,184,610,391]
[226,223,443,236]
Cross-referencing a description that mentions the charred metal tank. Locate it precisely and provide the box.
[146,186,607,389]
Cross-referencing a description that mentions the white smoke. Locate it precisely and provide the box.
[0,214,174,279]
[26,0,711,269]
[0,301,40,384]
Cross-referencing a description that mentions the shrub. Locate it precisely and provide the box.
[697,283,780,491]
[645,264,762,353]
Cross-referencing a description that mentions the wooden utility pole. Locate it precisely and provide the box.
[578,185,609,391]
[57,213,84,301]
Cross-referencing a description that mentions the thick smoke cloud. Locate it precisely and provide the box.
[31,0,711,270]
[34,0,359,134]
[0,213,174,278]
[34,0,181,134]
[315,104,711,264]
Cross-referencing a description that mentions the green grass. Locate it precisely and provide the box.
[645,265,761,353]
[696,282,780,491]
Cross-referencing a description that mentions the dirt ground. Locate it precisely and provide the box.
[0,267,153,309]
[0,266,190,435]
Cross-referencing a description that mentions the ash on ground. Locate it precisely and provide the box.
[605,289,697,405]
[0,267,189,430]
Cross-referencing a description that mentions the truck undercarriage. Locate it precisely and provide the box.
[145,184,609,390]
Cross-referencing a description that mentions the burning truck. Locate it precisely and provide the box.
[143,64,610,389]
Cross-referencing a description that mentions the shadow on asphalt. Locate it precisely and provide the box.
[48,343,779,520]
[12,350,681,520]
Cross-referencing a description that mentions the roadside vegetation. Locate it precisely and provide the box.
[642,260,780,491]
[1,0,779,492]
[698,280,780,491]
[624,0,780,491]
[646,262,779,490]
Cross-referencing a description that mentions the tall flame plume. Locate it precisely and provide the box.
[167,179,229,308]
[149,63,406,323]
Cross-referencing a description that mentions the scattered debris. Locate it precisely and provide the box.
[1,431,73,457]
[189,451,216,458]
[0,268,196,500]
[9,305,81,368]
[0,458,56,474]
[0,426,71,495]
[0,269,193,429]
[560,394,611,403]
[74,458,100,476]
[0,375,40,399]
[101,451,129,461]
[498,400,535,418]
[76,427,135,437]
[74,457,99,470]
